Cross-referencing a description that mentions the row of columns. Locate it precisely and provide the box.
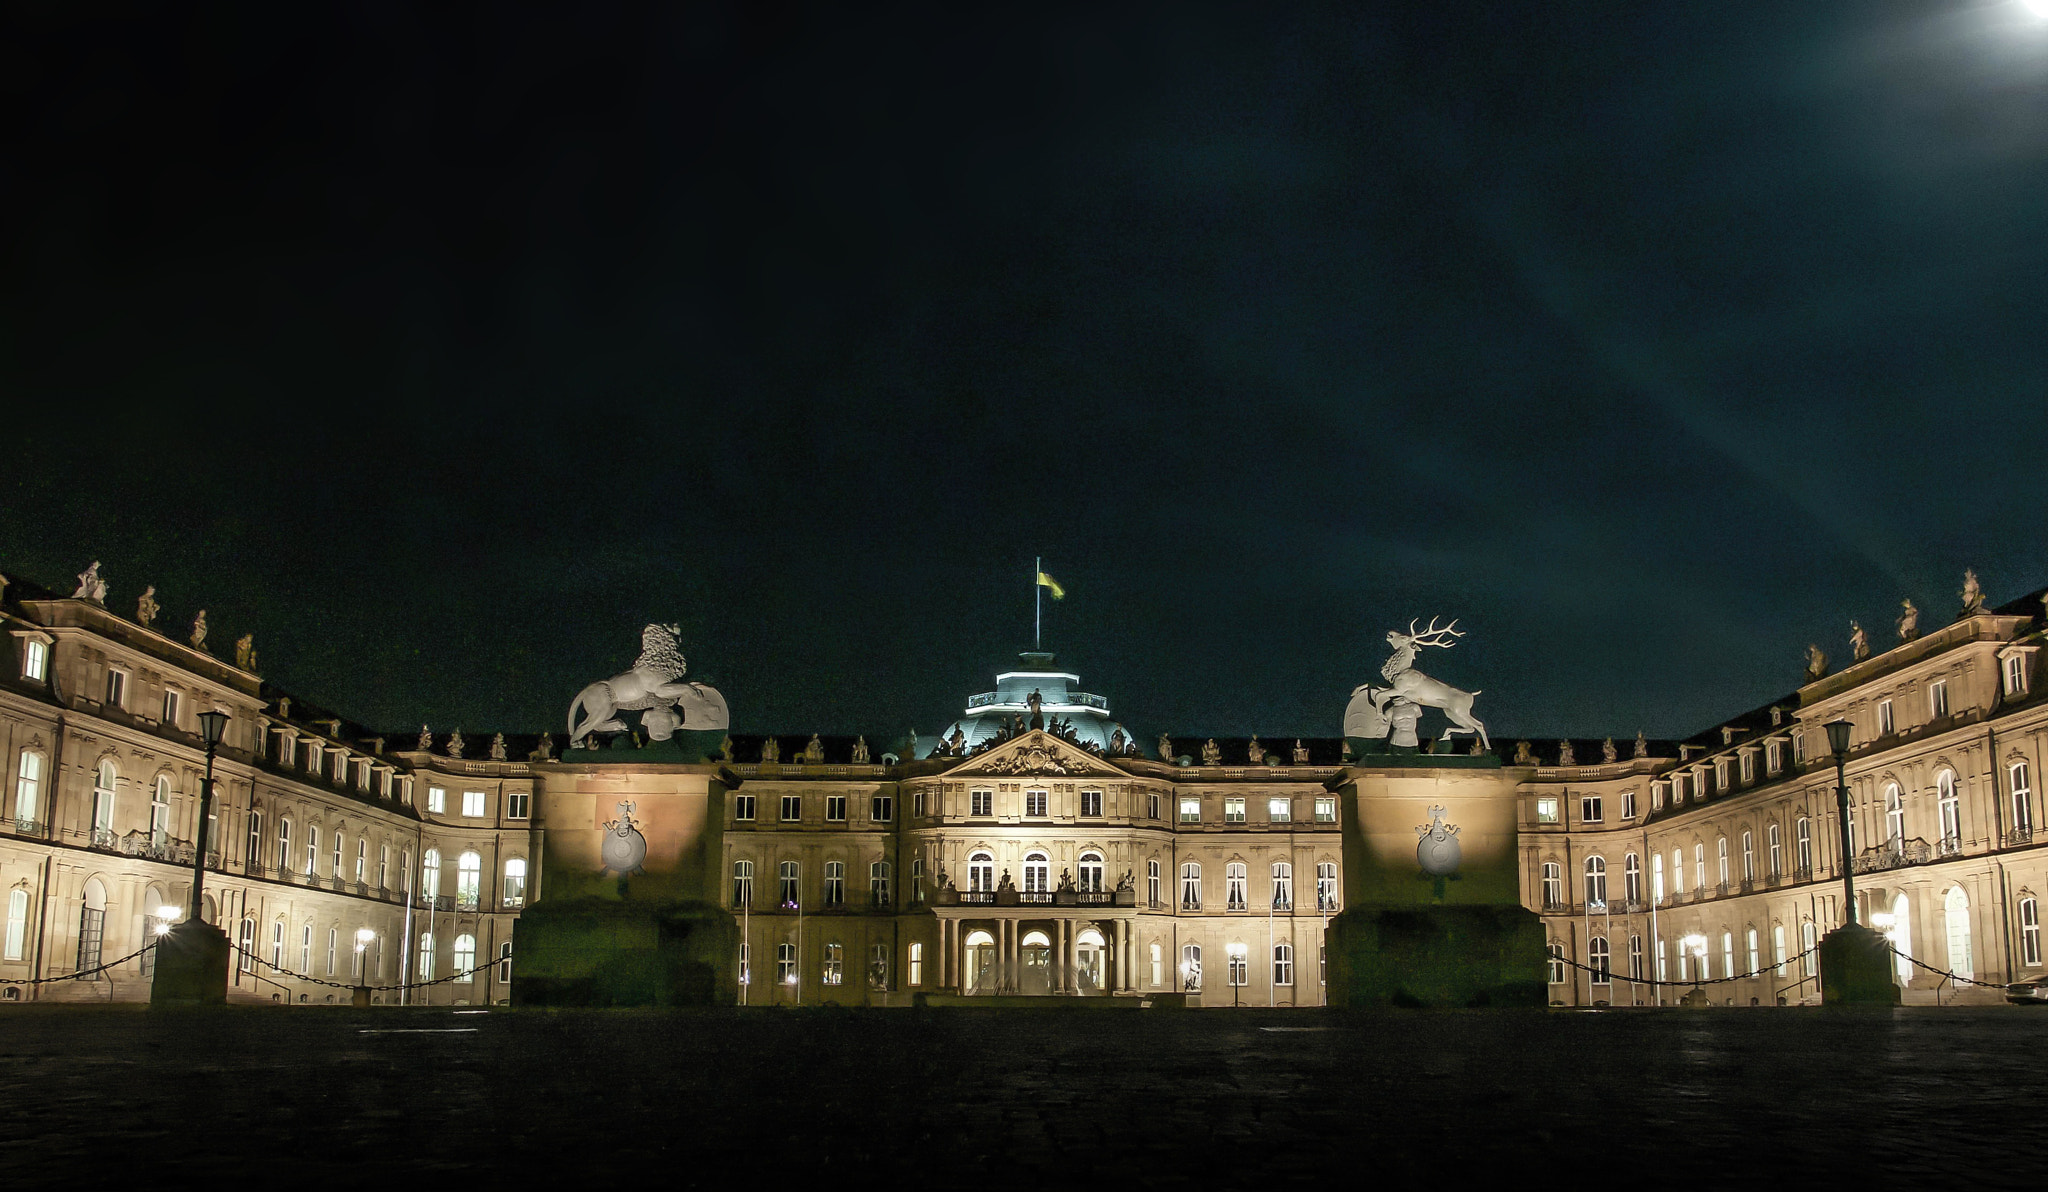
[938,916,1136,994]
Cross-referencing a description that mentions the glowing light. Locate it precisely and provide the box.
[155,905,181,922]
[2023,0,2048,19]
[152,922,172,937]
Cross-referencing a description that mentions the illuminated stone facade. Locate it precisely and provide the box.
[3,559,2045,1006]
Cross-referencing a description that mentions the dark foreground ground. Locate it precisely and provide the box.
[0,1004,2035,1186]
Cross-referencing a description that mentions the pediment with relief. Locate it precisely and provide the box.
[946,730,1127,779]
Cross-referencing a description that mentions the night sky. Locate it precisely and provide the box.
[5,4,2048,743]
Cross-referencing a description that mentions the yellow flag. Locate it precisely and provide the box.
[1036,571,1065,600]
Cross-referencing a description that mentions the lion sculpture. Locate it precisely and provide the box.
[567,624,731,747]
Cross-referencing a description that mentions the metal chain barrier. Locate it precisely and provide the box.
[1552,941,1821,989]
[0,940,158,986]
[228,940,508,993]
[1885,944,2011,991]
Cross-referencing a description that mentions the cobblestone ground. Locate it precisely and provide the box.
[0,1005,2035,1186]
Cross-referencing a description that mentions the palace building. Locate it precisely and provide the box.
[1,558,2044,1006]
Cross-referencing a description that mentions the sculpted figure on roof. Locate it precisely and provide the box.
[1961,569,1985,614]
[1850,621,1869,662]
[567,624,730,748]
[1897,599,1920,642]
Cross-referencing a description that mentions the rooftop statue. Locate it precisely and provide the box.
[1634,731,1648,759]
[1804,643,1827,682]
[1345,617,1489,749]
[73,561,107,604]
[566,624,731,749]
[761,736,780,763]
[1513,741,1535,765]
[1558,740,1575,767]
[135,585,158,628]
[1157,733,1173,763]
[490,733,507,761]
[530,733,556,762]
[235,633,257,672]
[800,734,825,764]
[1201,738,1221,765]
[447,729,465,759]
[418,725,432,751]
[1602,738,1617,764]
[1961,568,1985,614]
[852,736,870,764]
[1293,739,1309,764]
[189,610,208,651]
[1850,620,1869,662]
[1247,736,1264,765]
[1897,599,1920,642]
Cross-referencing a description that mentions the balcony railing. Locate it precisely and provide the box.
[958,891,996,904]
[2006,826,2035,848]
[1076,891,1114,905]
[1019,891,1054,904]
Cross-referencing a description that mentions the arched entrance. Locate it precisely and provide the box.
[1075,927,1106,993]
[963,929,996,994]
[1944,886,1973,981]
[1020,930,1052,995]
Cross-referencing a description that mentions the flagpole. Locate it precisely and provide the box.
[1034,556,1042,651]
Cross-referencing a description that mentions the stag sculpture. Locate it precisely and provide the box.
[1344,617,1489,749]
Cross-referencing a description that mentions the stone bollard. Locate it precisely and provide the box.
[351,985,372,1009]
[150,920,230,1006]
[1819,925,1901,1005]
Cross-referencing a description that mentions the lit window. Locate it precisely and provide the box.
[2,890,23,961]
[779,860,801,906]
[1081,790,1102,817]
[1180,862,1202,910]
[1623,853,1641,903]
[1746,927,1759,977]
[277,817,292,872]
[1225,862,1248,910]
[1694,843,1705,890]
[1314,797,1336,823]
[1580,795,1602,824]
[1588,937,1610,986]
[1797,818,1812,871]
[503,857,527,907]
[732,860,754,906]
[453,934,476,984]
[2021,897,2041,968]
[1929,681,1949,720]
[1268,797,1291,823]
[1655,937,1667,982]
[246,810,263,870]
[1541,862,1563,908]
[1773,925,1788,976]
[822,943,843,986]
[20,639,47,681]
[1768,823,1782,876]
[870,794,892,823]
[1583,856,1606,907]
[823,861,845,906]
[1316,862,1338,911]
[461,790,485,818]
[1802,921,1817,977]
[1226,943,1249,987]
[734,793,755,821]
[1273,944,1294,987]
[104,668,126,709]
[1741,831,1754,882]
[2012,762,2035,837]
[1150,943,1163,987]
[1224,798,1245,824]
[306,825,320,875]
[237,917,255,974]
[826,795,847,822]
[781,794,802,822]
[1535,798,1559,824]
[968,852,993,893]
[456,851,481,909]
[777,943,797,985]
[90,761,116,847]
[1878,700,1894,736]
[270,920,284,971]
[150,776,170,843]
[1025,790,1047,817]
[1180,943,1202,991]
[908,942,924,986]
[1721,932,1734,979]
[507,791,530,820]
[1716,837,1729,886]
[870,860,891,907]
[971,790,993,817]
[1023,852,1049,893]
[1179,798,1201,824]
[427,787,447,814]
[1078,852,1103,892]
[1651,854,1664,904]
[13,750,43,832]
[1270,861,1292,909]
[422,849,442,899]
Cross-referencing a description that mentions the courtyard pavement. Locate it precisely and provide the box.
[0,1004,2034,1185]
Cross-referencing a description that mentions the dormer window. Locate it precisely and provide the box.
[1791,730,1806,765]
[1739,752,1755,785]
[277,733,296,767]
[16,635,49,681]
[305,741,323,774]
[1765,740,1783,775]
[2006,652,2029,698]
[1651,781,1667,811]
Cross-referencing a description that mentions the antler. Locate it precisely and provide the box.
[1411,616,1465,648]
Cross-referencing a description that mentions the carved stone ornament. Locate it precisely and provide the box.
[1247,736,1264,765]
[1804,644,1827,682]
[1344,616,1489,749]
[1601,737,1618,764]
[801,734,825,764]
[1558,740,1575,767]
[135,585,158,628]
[566,624,730,748]
[234,634,257,672]
[490,733,507,761]
[446,729,464,759]
[851,736,870,764]
[599,800,647,877]
[189,610,208,650]
[1897,599,1920,642]
[977,742,1071,776]
[1157,733,1173,763]
[73,561,107,605]
[1513,741,1535,766]
[1201,739,1221,766]
[1293,739,1310,764]
[530,732,555,761]
[1849,620,1869,662]
[1633,731,1649,759]
[761,736,780,763]
[1961,568,1985,614]
[417,725,433,751]
[1415,804,1462,877]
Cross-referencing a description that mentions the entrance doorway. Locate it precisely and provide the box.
[964,929,996,994]
[1020,930,1051,995]
[1076,927,1105,993]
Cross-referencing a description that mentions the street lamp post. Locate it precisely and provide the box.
[152,710,232,1005]
[353,927,377,1008]
[1681,932,1709,1004]
[189,709,229,922]
[1824,718,1857,926]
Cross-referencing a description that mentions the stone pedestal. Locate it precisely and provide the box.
[1326,904,1546,1007]
[1820,925,1901,1006]
[511,898,735,1007]
[149,921,229,1007]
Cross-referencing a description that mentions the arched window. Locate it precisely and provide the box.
[270,919,285,970]
[1796,817,1812,872]
[503,857,527,907]
[1768,823,1782,876]
[1078,852,1104,892]
[3,889,25,961]
[277,818,293,872]
[1671,850,1684,894]
[821,942,843,986]
[456,852,482,909]
[1716,837,1728,887]
[299,923,312,974]
[1022,852,1049,894]
[1741,831,1754,882]
[237,915,255,973]
[2021,896,2042,968]
[968,852,993,893]
[1147,859,1161,906]
[1746,927,1759,977]
[1651,853,1665,904]
[1887,891,1913,984]
[1546,942,1565,985]
[14,750,44,832]
[76,878,106,970]
[421,849,441,900]
[1588,937,1610,986]
[417,932,435,982]
[1720,931,1733,979]
[1944,886,1973,980]
[1225,862,1248,911]
[1623,853,1641,904]
[327,927,338,976]
[1180,862,1202,910]
[731,860,754,906]
[1884,782,1905,849]
[1270,861,1293,910]
[306,824,320,876]
[246,810,263,870]
[1583,856,1607,907]
[1628,935,1643,981]
[776,942,798,985]
[1540,862,1563,908]
[1180,943,1202,990]
[1317,861,1339,911]
[1693,843,1705,891]
[1773,924,1787,976]
[150,776,171,844]
[778,860,800,907]
[1273,943,1295,987]
[331,831,343,878]
[355,837,367,883]
[1801,920,1818,977]
[908,941,924,986]
[869,860,891,907]
[1937,770,1961,848]
[91,762,117,846]
[823,860,845,906]
[453,934,476,984]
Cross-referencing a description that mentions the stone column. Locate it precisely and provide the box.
[1118,919,1132,991]
[1070,921,1083,993]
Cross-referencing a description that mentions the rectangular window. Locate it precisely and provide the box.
[1766,742,1782,775]
[104,668,126,709]
[1930,681,1950,720]
[1740,753,1755,784]
[1580,795,1603,824]
[499,941,513,984]
[826,795,847,822]
[1316,862,1338,911]
[4,890,25,960]
[1268,797,1291,823]
[506,791,530,820]
[781,794,802,822]
[1273,945,1294,987]
[1180,864,1201,910]
[908,942,923,987]
[1314,797,1336,824]
[1878,700,1895,736]
[1620,790,1637,820]
[913,790,927,817]
[822,943,843,986]
[1080,790,1102,817]
[20,639,47,681]
[1792,731,1806,764]
[2012,762,2034,836]
[2019,899,2041,967]
[971,790,993,817]
[1179,798,1201,824]
[305,742,321,774]
[1148,792,1161,820]
[1224,798,1246,823]
[2006,653,2028,698]
[1535,797,1559,824]
[162,689,181,727]
[461,790,485,818]
[734,794,756,821]
[871,794,892,822]
[1025,790,1047,817]
[427,787,447,814]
